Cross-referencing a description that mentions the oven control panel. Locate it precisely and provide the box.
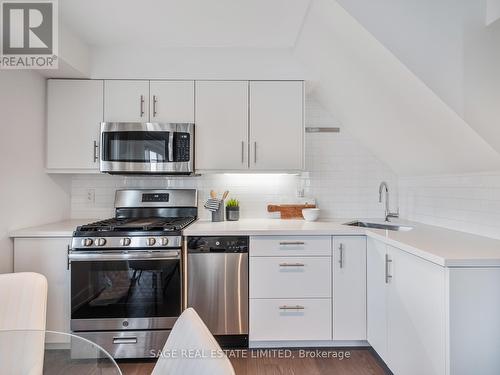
[71,235,182,250]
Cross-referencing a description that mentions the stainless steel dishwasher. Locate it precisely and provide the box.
[186,236,248,347]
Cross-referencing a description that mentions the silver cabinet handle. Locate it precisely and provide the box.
[279,241,305,246]
[385,254,393,284]
[279,263,305,267]
[279,305,305,310]
[113,337,137,345]
[67,245,70,270]
[339,243,344,268]
[93,140,99,163]
[241,141,245,164]
[140,95,145,117]
[254,141,257,163]
[152,95,158,117]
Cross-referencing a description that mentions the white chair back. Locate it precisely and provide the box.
[0,272,48,375]
[152,308,236,375]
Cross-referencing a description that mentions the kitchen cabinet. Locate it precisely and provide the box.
[195,81,248,170]
[13,237,71,344]
[249,235,332,343]
[366,237,388,359]
[386,245,445,375]
[367,238,445,375]
[333,236,366,341]
[150,81,194,123]
[46,80,103,172]
[104,80,150,122]
[249,81,304,171]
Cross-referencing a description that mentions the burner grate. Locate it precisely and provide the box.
[77,217,196,233]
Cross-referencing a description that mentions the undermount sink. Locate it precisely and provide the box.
[344,220,414,232]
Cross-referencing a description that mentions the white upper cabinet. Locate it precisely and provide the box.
[249,81,304,171]
[333,236,367,341]
[104,80,150,122]
[195,81,249,171]
[150,81,194,123]
[47,79,103,171]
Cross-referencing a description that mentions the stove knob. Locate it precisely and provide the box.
[96,238,107,247]
[120,238,132,246]
[147,238,156,246]
[82,238,93,247]
[159,237,169,246]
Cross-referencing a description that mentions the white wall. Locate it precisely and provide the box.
[90,47,307,80]
[293,0,500,176]
[399,172,500,239]
[70,97,395,221]
[334,0,500,163]
[0,71,71,273]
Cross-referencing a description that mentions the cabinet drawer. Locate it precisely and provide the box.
[250,257,331,298]
[250,298,332,341]
[250,236,331,257]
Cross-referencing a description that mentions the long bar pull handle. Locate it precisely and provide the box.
[279,241,305,246]
[254,142,257,164]
[140,95,145,117]
[279,305,305,310]
[153,95,158,117]
[93,140,99,163]
[279,263,305,267]
[385,254,393,284]
[339,243,344,268]
[113,337,138,345]
[241,141,245,164]
[67,245,70,270]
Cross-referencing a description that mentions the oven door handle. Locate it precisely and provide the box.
[68,250,180,262]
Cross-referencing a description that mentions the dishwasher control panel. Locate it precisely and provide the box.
[187,236,249,253]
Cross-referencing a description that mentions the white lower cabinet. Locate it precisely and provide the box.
[249,235,333,344]
[13,237,71,343]
[367,238,445,375]
[333,236,366,341]
[250,299,331,341]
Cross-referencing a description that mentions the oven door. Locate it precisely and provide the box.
[69,250,181,332]
[100,122,194,174]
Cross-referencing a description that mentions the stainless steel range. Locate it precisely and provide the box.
[69,189,197,359]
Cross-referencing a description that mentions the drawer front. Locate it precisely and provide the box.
[250,236,332,257]
[250,298,332,341]
[250,257,331,298]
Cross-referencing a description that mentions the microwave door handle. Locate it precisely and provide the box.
[168,132,174,162]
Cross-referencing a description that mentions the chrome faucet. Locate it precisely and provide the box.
[379,181,399,222]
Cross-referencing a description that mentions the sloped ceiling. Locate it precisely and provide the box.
[293,0,500,176]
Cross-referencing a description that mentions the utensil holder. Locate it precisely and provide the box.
[211,201,224,222]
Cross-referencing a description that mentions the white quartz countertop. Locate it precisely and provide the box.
[185,219,500,267]
[9,219,96,238]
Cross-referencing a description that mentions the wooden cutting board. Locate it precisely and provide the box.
[267,204,317,219]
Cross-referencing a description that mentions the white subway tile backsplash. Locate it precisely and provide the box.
[399,172,500,239]
[70,97,397,221]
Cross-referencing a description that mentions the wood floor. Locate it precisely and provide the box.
[118,349,389,375]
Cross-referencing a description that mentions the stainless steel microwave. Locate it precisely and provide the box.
[100,122,195,175]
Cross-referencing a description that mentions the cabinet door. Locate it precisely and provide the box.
[387,245,446,375]
[249,81,304,171]
[150,81,194,123]
[104,80,149,122]
[14,238,71,343]
[366,237,388,359]
[195,81,248,170]
[333,236,366,340]
[47,80,103,170]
